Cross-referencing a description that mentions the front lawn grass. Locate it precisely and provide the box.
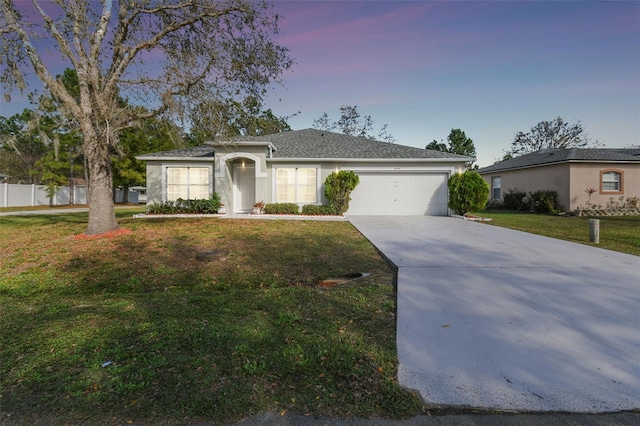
[478,211,640,257]
[0,213,424,425]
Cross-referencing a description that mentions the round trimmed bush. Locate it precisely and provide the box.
[447,171,489,215]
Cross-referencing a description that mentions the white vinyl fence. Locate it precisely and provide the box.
[0,183,138,207]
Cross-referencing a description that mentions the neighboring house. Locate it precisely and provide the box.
[137,128,473,216]
[478,148,640,212]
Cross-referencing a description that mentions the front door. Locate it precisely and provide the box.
[233,162,255,213]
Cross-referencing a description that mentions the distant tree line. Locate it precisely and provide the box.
[501,116,600,161]
[312,105,396,143]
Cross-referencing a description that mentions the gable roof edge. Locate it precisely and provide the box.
[479,158,640,174]
[267,157,473,163]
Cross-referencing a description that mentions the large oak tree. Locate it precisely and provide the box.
[1,0,292,234]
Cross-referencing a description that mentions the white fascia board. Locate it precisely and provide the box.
[267,157,471,163]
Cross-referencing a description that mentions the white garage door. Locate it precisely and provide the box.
[346,172,449,216]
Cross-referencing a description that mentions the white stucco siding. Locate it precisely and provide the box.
[145,163,163,205]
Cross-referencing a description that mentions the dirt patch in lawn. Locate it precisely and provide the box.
[71,227,133,240]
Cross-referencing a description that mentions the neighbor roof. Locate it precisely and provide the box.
[223,128,473,161]
[478,148,640,173]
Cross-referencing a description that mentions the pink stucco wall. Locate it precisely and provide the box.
[570,164,640,210]
[481,163,639,211]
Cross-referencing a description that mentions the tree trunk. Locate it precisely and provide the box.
[84,133,119,235]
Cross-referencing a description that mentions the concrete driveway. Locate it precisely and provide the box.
[348,216,640,413]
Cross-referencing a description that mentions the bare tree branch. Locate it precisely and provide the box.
[509,117,598,157]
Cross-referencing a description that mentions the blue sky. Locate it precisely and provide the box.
[2,0,638,167]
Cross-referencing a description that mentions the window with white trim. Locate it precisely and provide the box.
[166,167,210,201]
[275,167,317,203]
[601,171,622,193]
[491,176,501,200]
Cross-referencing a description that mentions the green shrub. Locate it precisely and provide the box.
[263,203,300,215]
[529,190,558,213]
[301,204,337,215]
[485,198,504,210]
[503,188,529,211]
[447,171,489,215]
[147,201,177,215]
[147,193,222,214]
[324,170,360,215]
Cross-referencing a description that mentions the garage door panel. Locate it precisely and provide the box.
[347,172,449,216]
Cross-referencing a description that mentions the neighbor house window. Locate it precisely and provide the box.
[275,167,317,203]
[491,176,501,200]
[600,170,623,194]
[166,167,210,201]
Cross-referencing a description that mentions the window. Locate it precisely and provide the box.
[166,167,210,201]
[275,167,317,203]
[491,176,501,200]
[600,170,623,194]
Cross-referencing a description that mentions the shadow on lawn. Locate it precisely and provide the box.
[2,219,419,424]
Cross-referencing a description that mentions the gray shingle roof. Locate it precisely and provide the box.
[138,129,473,162]
[232,128,472,160]
[478,148,640,173]
[136,145,214,160]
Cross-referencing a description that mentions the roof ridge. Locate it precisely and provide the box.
[479,147,640,173]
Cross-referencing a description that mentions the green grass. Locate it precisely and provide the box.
[0,213,424,425]
[478,211,640,257]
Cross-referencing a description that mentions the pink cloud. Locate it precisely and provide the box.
[272,1,448,79]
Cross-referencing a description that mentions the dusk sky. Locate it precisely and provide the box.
[1,0,639,167]
[266,0,640,166]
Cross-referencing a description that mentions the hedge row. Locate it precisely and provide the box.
[146,198,340,216]
[147,194,222,214]
[261,203,338,216]
[487,189,559,213]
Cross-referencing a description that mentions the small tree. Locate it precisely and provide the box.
[426,128,477,169]
[324,170,360,215]
[447,171,489,215]
[36,156,68,207]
